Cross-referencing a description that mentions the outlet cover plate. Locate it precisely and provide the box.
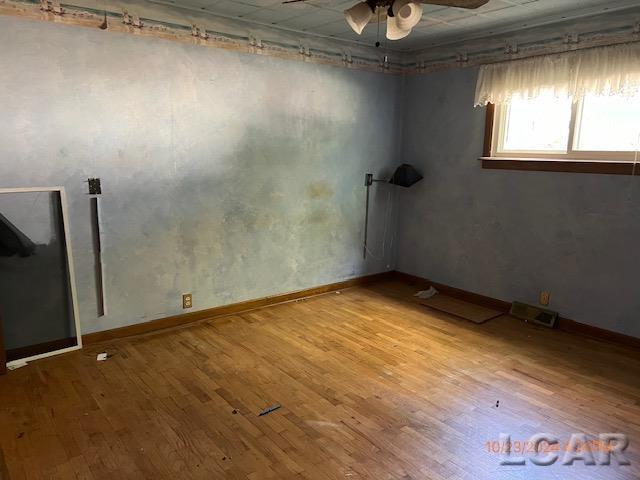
[182,293,192,309]
[539,291,551,306]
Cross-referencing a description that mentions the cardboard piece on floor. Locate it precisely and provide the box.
[420,294,502,324]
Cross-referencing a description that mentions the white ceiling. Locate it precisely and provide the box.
[153,0,640,51]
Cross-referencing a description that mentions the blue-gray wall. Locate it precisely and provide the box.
[3,15,638,340]
[396,67,640,338]
[0,17,401,335]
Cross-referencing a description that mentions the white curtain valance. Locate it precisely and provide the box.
[474,42,640,107]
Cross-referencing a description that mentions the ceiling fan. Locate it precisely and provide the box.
[282,0,489,41]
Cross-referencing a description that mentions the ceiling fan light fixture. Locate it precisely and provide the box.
[344,2,373,35]
[392,0,423,30]
[386,15,411,40]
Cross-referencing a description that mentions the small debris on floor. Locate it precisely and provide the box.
[414,286,438,299]
[17,432,24,439]
[232,409,238,415]
[335,291,341,294]
[96,352,109,361]
[258,404,281,416]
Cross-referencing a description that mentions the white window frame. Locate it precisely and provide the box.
[492,97,639,162]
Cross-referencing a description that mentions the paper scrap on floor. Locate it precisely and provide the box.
[414,286,438,299]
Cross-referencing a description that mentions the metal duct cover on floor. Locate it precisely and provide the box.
[510,301,558,328]
[389,164,423,187]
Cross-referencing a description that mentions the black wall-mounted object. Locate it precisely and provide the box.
[88,178,102,195]
[389,164,423,188]
[365,164,423,187]
[363,163,423,259]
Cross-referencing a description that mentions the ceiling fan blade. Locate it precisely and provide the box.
[421,0,489,8]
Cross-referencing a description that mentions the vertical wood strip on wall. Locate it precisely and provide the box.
[0,310,6,375]
[482,103,495,157]
[90,197,106,317]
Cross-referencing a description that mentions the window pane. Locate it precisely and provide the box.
[574,93,640,152]
[501,93,572,152]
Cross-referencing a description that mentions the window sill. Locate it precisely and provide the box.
[479,157,640,176]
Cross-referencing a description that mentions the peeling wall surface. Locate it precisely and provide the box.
[0,16,401,334]
[396,67,640,338]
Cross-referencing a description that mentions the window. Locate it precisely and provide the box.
[483,91,640,174]
[499,93,573,154]
[574,94,640,153]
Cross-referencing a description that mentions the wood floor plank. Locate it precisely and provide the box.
[1,280,639,479]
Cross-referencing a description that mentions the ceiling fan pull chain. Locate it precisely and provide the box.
[375,7,381,47]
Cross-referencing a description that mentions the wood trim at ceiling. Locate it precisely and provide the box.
[0,0,401,75]
[83,271,394,345]
[480,157,640,175]
[392,271,640,350]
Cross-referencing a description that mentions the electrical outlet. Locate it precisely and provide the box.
[182,293,192,309]
[539,291,550,306]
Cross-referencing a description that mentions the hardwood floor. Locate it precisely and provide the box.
[1,280,639,479]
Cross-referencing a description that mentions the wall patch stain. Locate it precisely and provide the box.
[304,209,331,225]
[0,16,399,335]
[306,182,334,200]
